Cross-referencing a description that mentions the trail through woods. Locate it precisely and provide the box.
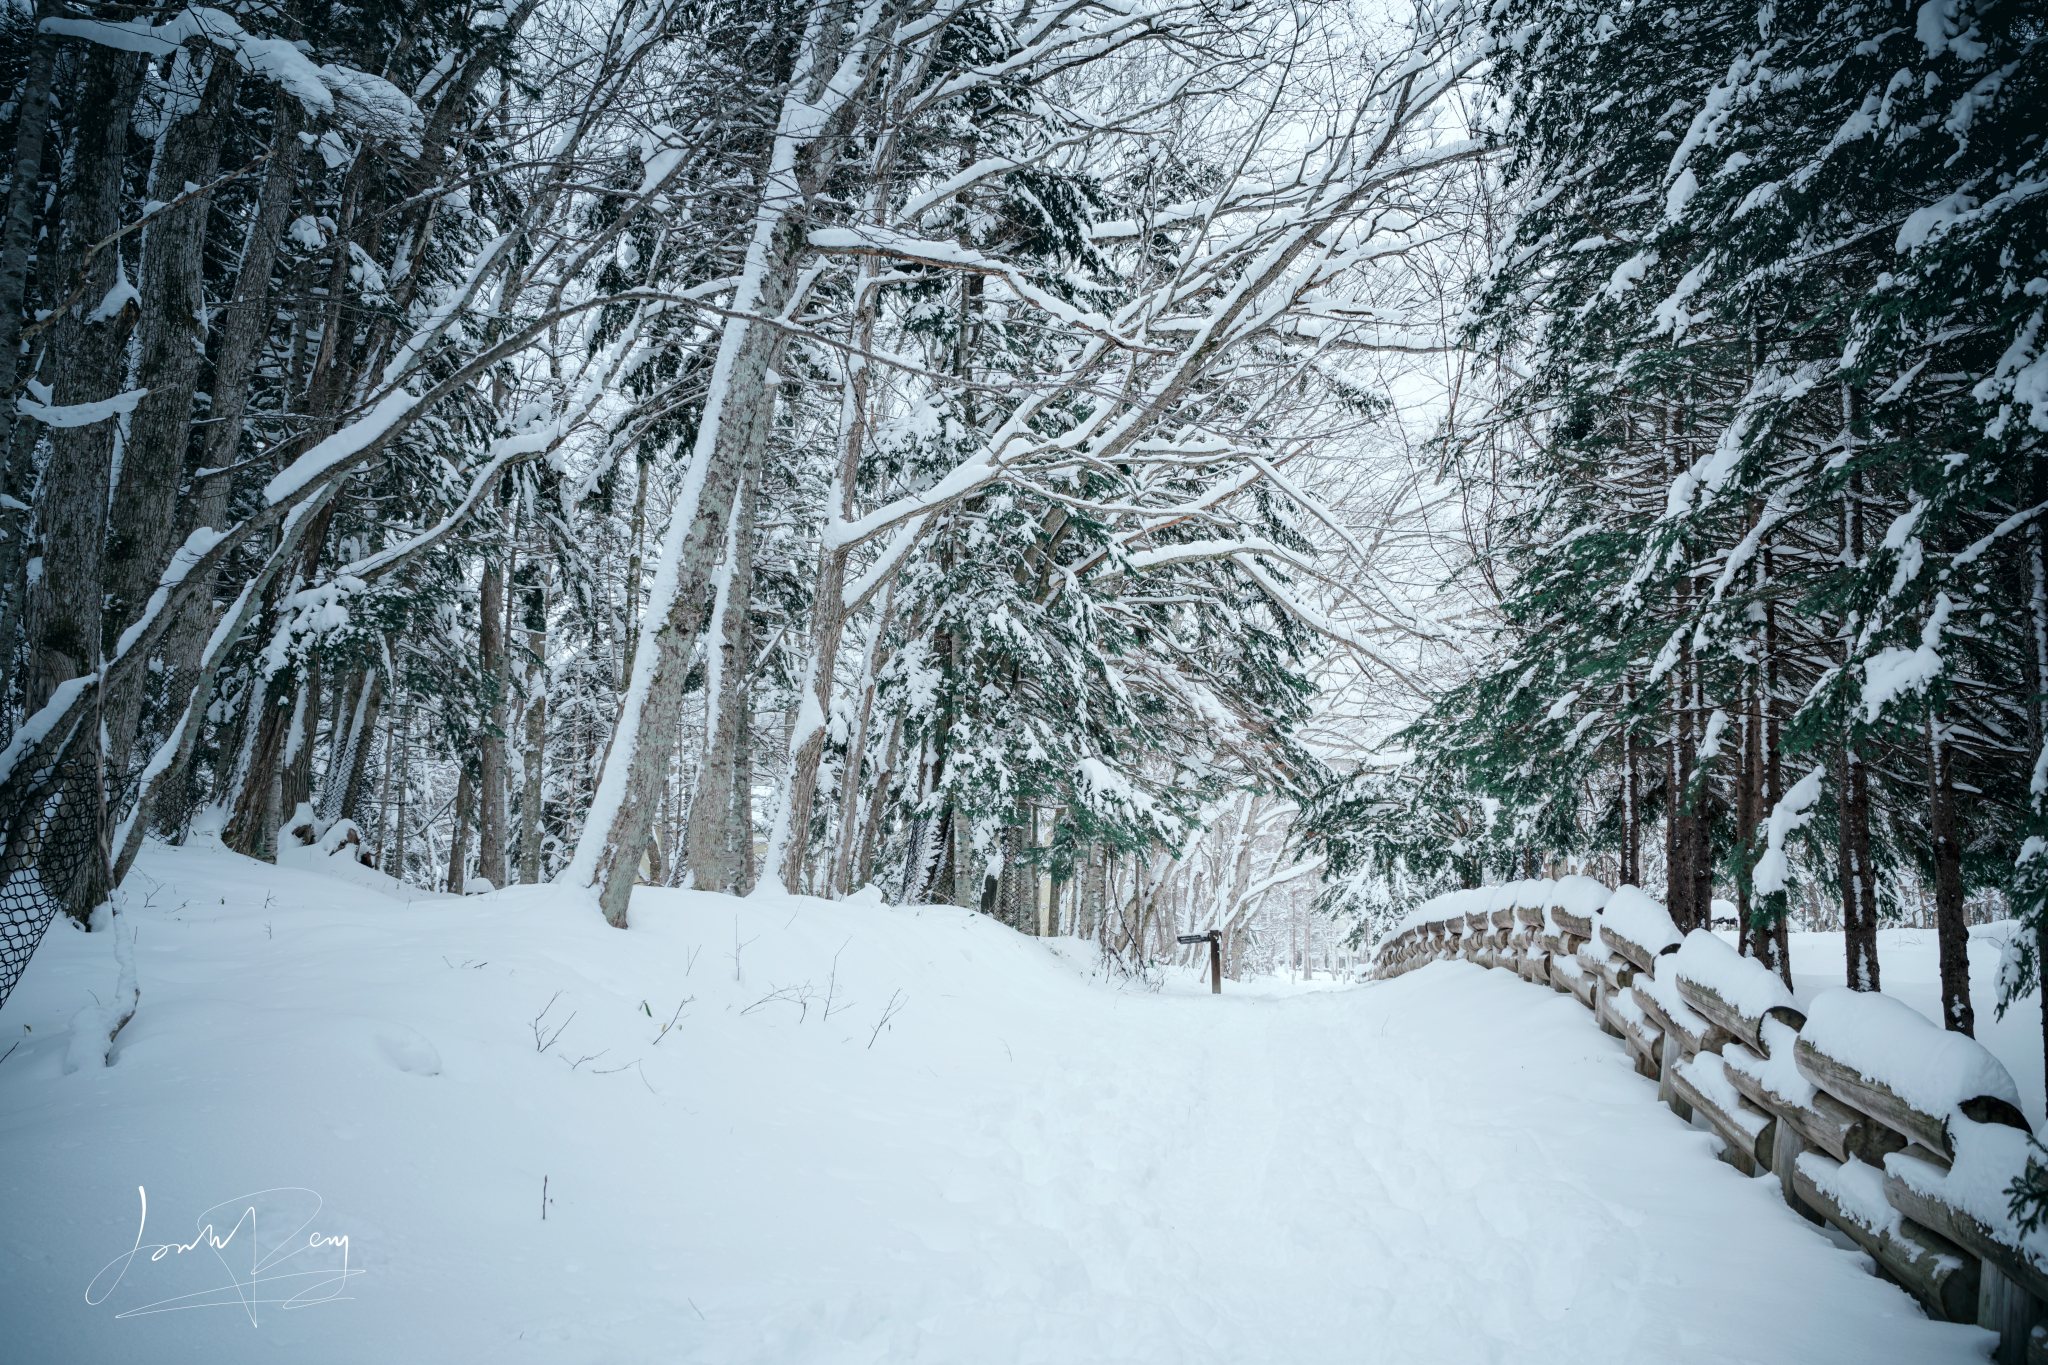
[0,846,1999,1362]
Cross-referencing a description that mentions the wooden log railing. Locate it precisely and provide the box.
[1371,881,2048,1365]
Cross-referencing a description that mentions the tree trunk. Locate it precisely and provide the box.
[0,30,57,721]
[281,661,317,831]
[2030,458,2048,1081]
[1841,743,1881,991]
[391,700,413,879]
[447,767,474,894]
[854,713,898,892]
[1763,543,1792,986]
[521,607,546,883]
[729,687,756,896]
[226,688,291,862]
[1664,706,1683,915]
[477,536,509,888]
[1841,458,1881,991]
[578,238,799,924]
[101,54,240,779]
[1078,845,1103,940]
[571,2,889,922]
[25,50,144,717]
[829,666,880,896]
[950,807,975,909]
[998,810,1031,932]
[617,455,649,688]
[197,90,304,473]
[763,266,884,891]
[144,89,307,837]
[685,446,759,892]
[1929,713,1971,1034]
[335,671,382,824]
[1621,679,1639,887]
[1688,689,1715,932]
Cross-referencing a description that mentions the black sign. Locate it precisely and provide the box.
[1177,933,1214,944]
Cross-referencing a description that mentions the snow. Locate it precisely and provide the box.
[40,10,421,151]
[1675,1053,1770,1141]
[1381,885,1491,942]
[1609,984,1654,1034]
[1888,1122,2048,1270]
[1798,1153,1909,1244]
[1801,985,2023,1119]
[1549,874,1612,918]
[1673,929,1796,1022]
[1601,885,1683,958]
[262,389,418,505]
[1636,968,1717,1043]
[1860,593,1954,722]
[18,387,147,429]
[1724,1017,1819,1107]
[1755,766,1826,896]
[0,844,1994,1363]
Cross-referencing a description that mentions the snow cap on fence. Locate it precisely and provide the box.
[1802,987,2022,1119]
[1601,885,1682,955]
[1550,875,1612,918]
[1672,929,1795,1019]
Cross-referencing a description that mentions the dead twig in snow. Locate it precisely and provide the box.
[867,990,906,1049]
[729,916,759,983]
[530,992,574,1053]
[741,983,816,1020]
[652,997,694,1043]
[823,940,856,1021]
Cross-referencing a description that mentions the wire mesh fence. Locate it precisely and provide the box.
[0,749,105,1012]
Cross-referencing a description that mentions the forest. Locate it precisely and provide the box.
[0,0,2041,1055]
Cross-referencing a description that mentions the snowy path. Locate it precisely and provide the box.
[0,844,1993,1362]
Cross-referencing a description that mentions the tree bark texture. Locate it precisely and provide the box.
[1929,714,1972,1034]
[685,447,759,892]
[447,767,474,894]
[25,49,144,715]
[0,29,58,716]
[477,532,509,888]
[101,54,240,779]
[586,233,799,925]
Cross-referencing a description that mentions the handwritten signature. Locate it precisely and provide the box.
[86,1185,362,1325]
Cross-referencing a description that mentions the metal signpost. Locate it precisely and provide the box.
[1178,930,1222,993]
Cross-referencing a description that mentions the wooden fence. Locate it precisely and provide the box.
[1372,879,2048,1365]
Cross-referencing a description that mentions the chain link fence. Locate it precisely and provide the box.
[0,747,105,1012]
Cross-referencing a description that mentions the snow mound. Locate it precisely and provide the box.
[1601,885,1682,957]
[1724,1016,1818,1107]
[1673,929,1796,1021]
[0,845,2001,1363]
[1802,986,2022,1118]
[1550,874,1613,917]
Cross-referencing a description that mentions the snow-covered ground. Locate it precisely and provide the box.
[0,843,2010,1363]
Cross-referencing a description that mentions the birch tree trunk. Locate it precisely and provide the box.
[685,446,760,891]
[570,0,890,925]
[827,598,891,896]
[761,262,881,890]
